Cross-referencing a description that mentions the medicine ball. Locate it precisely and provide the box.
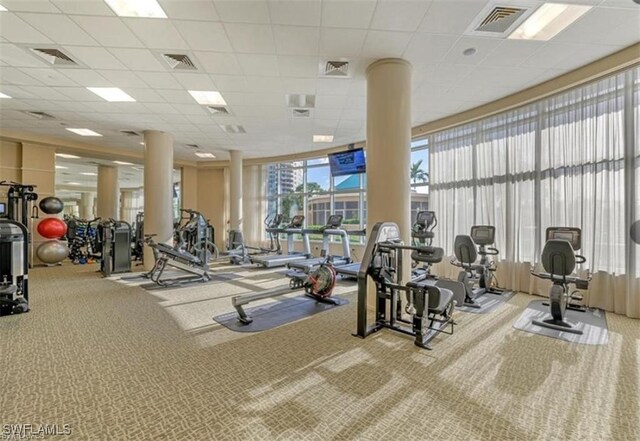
[39,196,64,215]
[37,217,68,239]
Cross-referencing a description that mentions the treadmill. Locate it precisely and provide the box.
[288,214,351,273]
[334,228,366,279]
[251,215,310,268]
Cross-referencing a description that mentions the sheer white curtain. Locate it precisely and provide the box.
[430,66,640,318]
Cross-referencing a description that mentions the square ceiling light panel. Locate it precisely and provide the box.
[66,128,103,136]
[509,3,592,41]
[104,0,167,18]
[87,87,136,102]
[189,90,227,106]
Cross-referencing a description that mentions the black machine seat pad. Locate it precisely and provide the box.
[406,281,454,314]
[411,246,444,264]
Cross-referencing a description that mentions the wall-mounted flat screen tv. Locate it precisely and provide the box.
[328,148,366,177]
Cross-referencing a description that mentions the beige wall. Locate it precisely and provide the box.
[181,166,198,210]
[196,168,227,250]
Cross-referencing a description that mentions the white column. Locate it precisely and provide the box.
[143,130,174,270]
[366,58,412,281]
[229,150,243,232]
[96,165,119,219]
[79,192,94,219]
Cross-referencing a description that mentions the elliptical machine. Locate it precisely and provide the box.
[411,211,444,280]
[452,225,506,308]
[531,227,590,335]
[226,214,283,265]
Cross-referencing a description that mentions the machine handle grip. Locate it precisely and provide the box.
[575,255,586,264]
[487,247,499,255]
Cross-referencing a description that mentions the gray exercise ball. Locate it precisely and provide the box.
[39,196,64,215]
[36,240,69,264]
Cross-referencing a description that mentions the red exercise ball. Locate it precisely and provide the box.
[37,217,68,239]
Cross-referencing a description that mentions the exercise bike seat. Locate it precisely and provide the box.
[406,281,454,315]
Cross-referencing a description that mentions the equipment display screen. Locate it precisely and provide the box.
[328,148,366,177]
[0,202,5,215]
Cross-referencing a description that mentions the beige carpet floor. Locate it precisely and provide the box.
[1,263,639,441]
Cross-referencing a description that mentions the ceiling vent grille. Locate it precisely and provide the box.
[207,106,229,115]
[186,144,199,149]
[467,5,529,37]
[292,108,310,118]
[285,94,315,108]
[30,48,78,66]
[220,125,246,134]
[324,61,349,77]
[119,130,141,136]
[22,110,55,120]
[161,53,197,70]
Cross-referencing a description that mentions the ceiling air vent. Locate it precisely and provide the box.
[119,130,141,136]
[22,110,55,120]
[30,48,78,66]
[324,61,349,77]
[292,108,310,118]
[285,94,315,109]
[186,144,199,149]
[467,5,528,37]
[207,106,229,115]
[161,53,197,70]
[220,125,246,134]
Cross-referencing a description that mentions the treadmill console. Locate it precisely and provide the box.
[0,202,5,216]
[415,211,435,228]
[288,215,305,228]
[546,227,581,250]
[470,225,495,246]
[326,214,343,228]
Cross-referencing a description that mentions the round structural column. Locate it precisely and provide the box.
[143,130,174,270]
[79,192,94,219]
[120,189,134,223]
[96,165,119,219]
[229,150,243,233]
[243,165,262,245]
[366,58,412,279]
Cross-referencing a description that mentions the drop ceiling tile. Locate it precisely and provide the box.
[277,55,318,78]
[97,70,148,88]
[138,72,182,89]
[209,75,248,92]
[268,0,321,26]
[18,13,97,45]
[156,89,194,104]
[194,52,243,74]
[0,13,53,44]
[441,37,501,66]
[19,68,78,86]
[281,78,317,94]
[63,46,127,70]
[361,30,413,58]
[600,0,640,8]
[126,88,166,103]
[49,94,98,106]
[0,43,46,67]
[316,78,350,95]
[174,21,232,52]
[242,76,284,93]
[344,94,366,110]
[553,7,640,46]
[469,66,548,89]
[109,48,166,71]
[214,0,270,23]
[315,94,346,109]
[172,72,216,90]
[370,0,431,32]
[403,33,459,66]
[321,0,376,29]
[419,1,489,34]
[144,102,178,114]
[224,23,276,54]
[0,85,36,99]
[71,16,143,48]
[123,18,189,50]
[0,0,60,13]
[237,53,279,76]
[479,40,545,68]
[50,0,115,16]
[521,42,620,70]
[231,105,287,117]
[60,69,112,87]
[319,28,366,58]
[273,25,320,56]
[14,85,68,101]
[158,0,219,21]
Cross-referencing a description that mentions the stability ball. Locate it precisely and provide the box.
[39,196,64,215]
[37,217,68,239]
[36,240,69,264]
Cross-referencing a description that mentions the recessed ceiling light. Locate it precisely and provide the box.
[508,3,592,41]
[104,0,167,18]
[113,161,134,165]
[195,152,216,158]
[463,48,477,56]
[67,182,81,186]
[66,128,102,137]
[55,165,68,169]
[87,87,135,102]
[188,90,227,106]
[313,135,334,143]
[0,92,11,99]
[81,172,97,176]
[56,153,81,159]
[0,4,7,12]
[139,142,145,145]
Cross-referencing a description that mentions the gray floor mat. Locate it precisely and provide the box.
[213,296,349,333]
[513,300,608,345]
[457,290,515,313]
